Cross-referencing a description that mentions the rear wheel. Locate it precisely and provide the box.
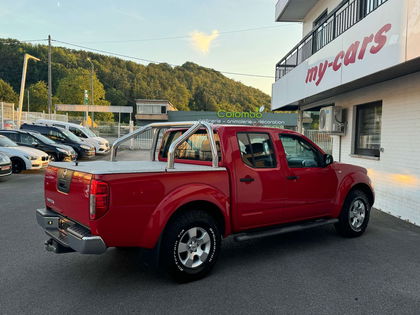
[335,190,371,237]
[161,210,221,282]
[11,158,25,174]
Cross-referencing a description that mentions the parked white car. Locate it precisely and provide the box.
[0,135,49,173]
[0,152,12,180]
[35,119,110,154]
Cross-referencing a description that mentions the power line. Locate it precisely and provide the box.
[70,24,294,44]
[52,39,274,78]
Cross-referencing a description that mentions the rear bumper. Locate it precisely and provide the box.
[36,208,106,255]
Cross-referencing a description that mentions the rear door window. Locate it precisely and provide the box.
[69,127,86,138]
[2,132,19,142]
[160,130,221,162]
[237,132,276,168]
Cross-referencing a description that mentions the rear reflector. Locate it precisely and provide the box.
[89,179,109,220]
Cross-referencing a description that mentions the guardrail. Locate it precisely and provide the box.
[275,0,389,80]
[110,121,219,169]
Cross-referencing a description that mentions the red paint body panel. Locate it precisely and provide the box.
[44,167,92,227]
[91,171,230,248]
[43,125,374,250]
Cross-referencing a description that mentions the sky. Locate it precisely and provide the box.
[0,0,302,95]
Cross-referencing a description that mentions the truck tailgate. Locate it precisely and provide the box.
[44,165,92,227]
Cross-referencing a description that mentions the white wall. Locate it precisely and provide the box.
[330,72,420,225]
[302,0,341,36]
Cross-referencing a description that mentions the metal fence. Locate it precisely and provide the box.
[1,102,68,128]
[304,130,333,155]
[275,0,389,80]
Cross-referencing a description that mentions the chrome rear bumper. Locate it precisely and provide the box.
[36,208,106,255]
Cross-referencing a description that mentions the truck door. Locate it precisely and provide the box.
[278,133,338,222]
[232,132,288,230]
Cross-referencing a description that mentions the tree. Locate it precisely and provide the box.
[0,78,18,104]
[24,81,60,112]
[56,69,113,121]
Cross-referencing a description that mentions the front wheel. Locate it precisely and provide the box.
[161,210,221,282]
[335,190,371,237]
[11,158,25,174]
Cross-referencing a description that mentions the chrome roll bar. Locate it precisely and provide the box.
[110,121,219,169]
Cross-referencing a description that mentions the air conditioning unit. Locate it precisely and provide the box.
[319,106,344,133]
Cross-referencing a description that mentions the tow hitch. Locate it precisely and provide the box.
[45,238,75,254]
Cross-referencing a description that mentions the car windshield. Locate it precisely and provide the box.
[29,132,56,144]
[81,127,97,137]
[61,129,82,142]
[0,135,18,147]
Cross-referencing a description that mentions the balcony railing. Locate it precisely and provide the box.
[275,0,389,80]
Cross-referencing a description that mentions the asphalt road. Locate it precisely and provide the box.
[1,170,420,314]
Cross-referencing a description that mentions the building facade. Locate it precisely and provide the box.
[272,0,420,225]
[135,99,177,126]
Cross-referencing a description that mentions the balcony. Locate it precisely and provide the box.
[275,0,389,80]
[275,0,320,22]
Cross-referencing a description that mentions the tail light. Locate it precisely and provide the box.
[89,179,109,220]
[45,166,58,176]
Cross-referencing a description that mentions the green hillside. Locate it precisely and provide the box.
[0,38,271,120]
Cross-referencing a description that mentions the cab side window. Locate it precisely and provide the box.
[70,127,86,138]
[21,134,38,145]
[279,134,322,168]
[237,132,276,168]
[48,130,65,142]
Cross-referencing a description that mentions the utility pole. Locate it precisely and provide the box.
[48,35,52,117]
[17,53,40,127]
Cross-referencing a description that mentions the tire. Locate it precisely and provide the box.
[335,189,371,237]
[160,210,221,283]
[11,158,25,174]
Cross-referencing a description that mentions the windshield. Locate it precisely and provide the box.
[0,135,18,147]
[62,129,82,142]
[81,127,97,137]
[29,132,56,145]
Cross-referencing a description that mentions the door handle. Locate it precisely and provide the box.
[286,176,299,180]
[240,177,254,183]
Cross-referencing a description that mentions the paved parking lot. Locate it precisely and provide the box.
[1,169,420,314]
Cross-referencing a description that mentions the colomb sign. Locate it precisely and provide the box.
[306,24,392,86]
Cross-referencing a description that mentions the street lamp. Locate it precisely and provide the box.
[87,57,94,126]
[17,53,40,127]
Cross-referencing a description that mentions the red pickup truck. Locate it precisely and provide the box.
[37,122,374,282]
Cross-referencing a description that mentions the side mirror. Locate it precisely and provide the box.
[32,142,38,147]
[323,154,334,167]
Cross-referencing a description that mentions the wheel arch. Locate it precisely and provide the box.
[349,183,375,207]
[165,200,226,236]
[140,183,230,249]
[10,156,27,171]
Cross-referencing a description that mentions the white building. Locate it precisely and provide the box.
[272,0,420,225]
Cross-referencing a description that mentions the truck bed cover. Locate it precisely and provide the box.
[50,161,227,175]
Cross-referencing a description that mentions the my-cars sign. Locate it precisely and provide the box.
[306,24,392,86]
[271,0,406,109]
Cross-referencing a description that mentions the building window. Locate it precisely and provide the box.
[354,101,382,157]
[313,9,328,28]
[161,106,167,114]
